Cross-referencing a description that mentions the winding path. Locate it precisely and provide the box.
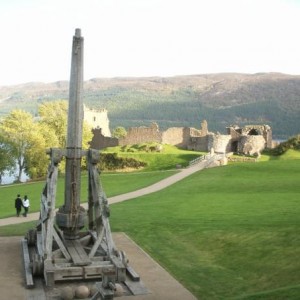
[0,156,218,227]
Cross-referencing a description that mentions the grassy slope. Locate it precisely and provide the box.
[103,144,204,171]
[109,159,300,299]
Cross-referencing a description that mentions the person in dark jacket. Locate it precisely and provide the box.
[15,194,23,217]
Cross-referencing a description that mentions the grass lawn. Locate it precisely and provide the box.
[109,159,300,299]
[0,144,199,218]
[0,170,177,219]
[0,156,299,299]
[103,144,205,170]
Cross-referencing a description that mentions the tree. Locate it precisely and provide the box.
[0,101,94,181]
[38,100,68,148]
[0,134,16,183]
[0,110,39,182]
[112,126,127,138]
[38,100,93,150]
[24,123,58,179]
[38,100,93,173]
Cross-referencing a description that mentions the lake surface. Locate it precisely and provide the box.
[1,171,29,185]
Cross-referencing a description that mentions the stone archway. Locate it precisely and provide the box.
[231,141,238,152]
[248,128,260,135]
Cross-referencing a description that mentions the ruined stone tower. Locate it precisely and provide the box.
[83,105,111,137]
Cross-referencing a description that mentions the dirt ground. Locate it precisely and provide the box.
[0,233,197,300]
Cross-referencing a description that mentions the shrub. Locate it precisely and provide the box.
[270,134,300,155]
[98,153,147,171]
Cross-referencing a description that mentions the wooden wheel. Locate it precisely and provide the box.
[26,229,37,246]
[32,253,44,276]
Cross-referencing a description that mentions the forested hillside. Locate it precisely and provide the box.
[1,73,300,139]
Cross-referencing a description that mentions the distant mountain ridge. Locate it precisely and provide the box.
[1,73,300,139]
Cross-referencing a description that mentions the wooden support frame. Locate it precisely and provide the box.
[22,148,132,287]
[21,29,147,298]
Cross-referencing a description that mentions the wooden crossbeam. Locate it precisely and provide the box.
[52,229,71,261]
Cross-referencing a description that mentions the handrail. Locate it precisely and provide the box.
[189,153,226,167]
[189,153,212,166]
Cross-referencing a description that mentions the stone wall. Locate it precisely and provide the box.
[209,134,232,153]
[238,135,266,156]
[119,122,162,146]
[227,124,272,152]
[226,127,241,140]
[241,124,272,148]
[200,120,208,136]
[187,136,209,151]
[162,127,191,147]
[209,125,272,155]
[89,128,118,150]
[119,123,204,148]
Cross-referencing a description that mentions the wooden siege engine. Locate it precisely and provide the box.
[21,29,146,299]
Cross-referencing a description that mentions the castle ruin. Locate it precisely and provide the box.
[185,122,272,155]
[90,116,272,156]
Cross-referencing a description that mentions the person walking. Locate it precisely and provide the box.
[22,195,30,217]
[15,194,23,217]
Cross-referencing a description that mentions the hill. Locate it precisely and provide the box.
[1,72,300,139]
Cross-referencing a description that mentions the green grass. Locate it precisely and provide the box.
[278,149,300,160]
[103,144,205,170]
[0,170,177,219]
[232,284,300,299]
[0,221,37,236]
[0,157,299,299]
[108,159,300,299]
[118,152,199,170]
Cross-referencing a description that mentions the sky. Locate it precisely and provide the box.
[0,0,300,86]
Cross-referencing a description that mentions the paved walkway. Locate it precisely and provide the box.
[0,233,198,300]
[0,159,212,227]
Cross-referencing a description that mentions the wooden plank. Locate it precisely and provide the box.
[124,280,149,296]
[66,239,92,266]
[25,278,46,300]
[52,229,71,261]
[43,260,115,283]
[89,228,104,258]
[43,259,55,286]
[110,255,126,282]
[45,165,58,257]
[21,238,34,288]
[126,266,140,282]
[36,232,43,256]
